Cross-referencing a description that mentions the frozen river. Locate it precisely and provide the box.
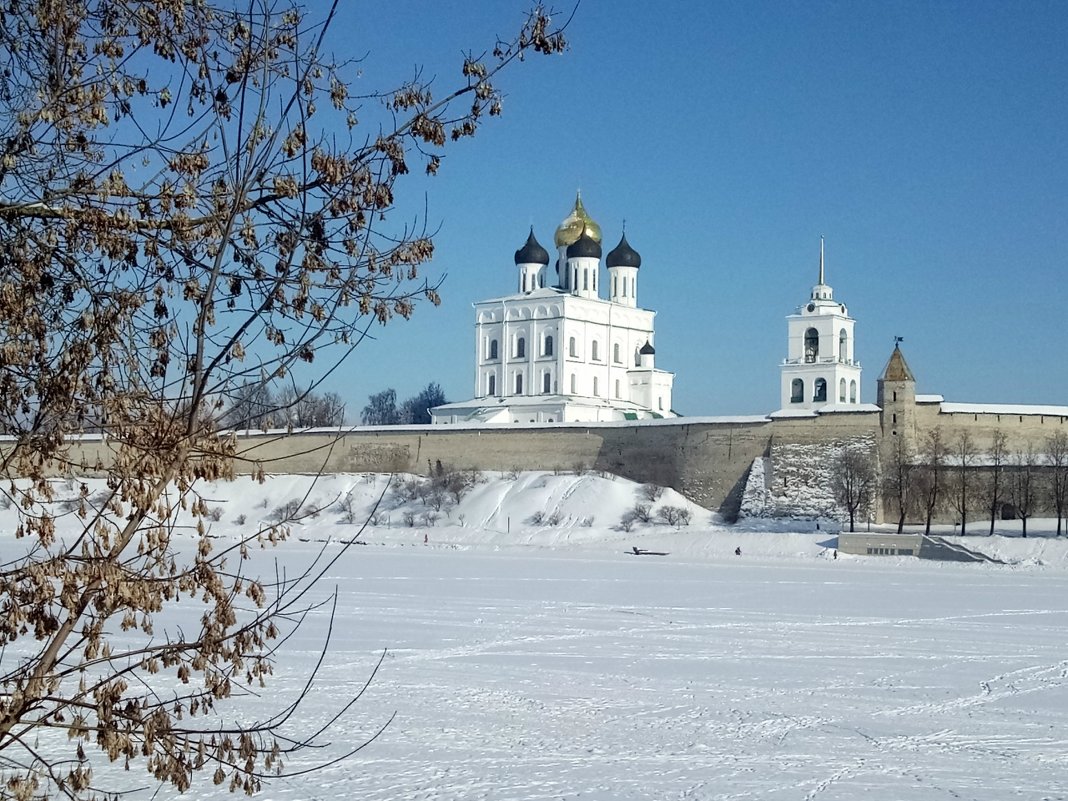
[250,547,1068,801]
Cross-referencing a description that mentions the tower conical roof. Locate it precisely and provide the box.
[881,345,915,382]
[555,193,602,248]
[514,227,549,265]
[606,233,641,268]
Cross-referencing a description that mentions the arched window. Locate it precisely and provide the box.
[591,341,599,361]
[839,378,847,402]
[488,374,496,396]
[569,337,577,357]
[612,276,617,296]
[515,373,523,394]
[790,379,804,403]
[634,348,641,367]
[850,380,857,403]
[814,378,827,402]
[804,328,819,363]
[516,336,526,358]
[839,328,848,362]
[613,342,621,363]
[570,374,576,394]
[615,379,621,398]
[544,335,553,356]
[489,339,498,360]
[583,269,588,290]
[593,377,599,397]
[543,372,551,393]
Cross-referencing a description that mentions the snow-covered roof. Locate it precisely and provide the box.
[813,403,882,415]
[940,402,1068,418]
[916,394,944,404]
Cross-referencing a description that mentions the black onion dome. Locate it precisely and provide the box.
[514,227,550,265]
[639,341,656,355]
[606,234,641,269]
[566,226,602,259]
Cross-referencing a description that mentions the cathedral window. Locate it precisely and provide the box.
[544,335,553,356]
[488,374,496,396]
[634,348,641,367]
[591,341,599,361]
[839,378,847,403]
[583,270,588,290]
[612,276,617,296]
[615,379,620,398]
[569,337,577,358]
[516,337,526,358]
[814,378,827,402]
[790,379,804,403]
[593,377,599,397]
[543,372,551,393]
[515,373,523,394]
[850,380,857,403]
[804,328,819,363]
[489,339,498,360]
[613,343,621,363]
[570,374,576,394]
[839,328,848,362]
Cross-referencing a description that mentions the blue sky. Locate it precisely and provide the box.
[319,1,1067,417]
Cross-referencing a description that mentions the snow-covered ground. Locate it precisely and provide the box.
[6,471,1068,799]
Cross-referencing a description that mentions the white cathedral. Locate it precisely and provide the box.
[430,195,676,424]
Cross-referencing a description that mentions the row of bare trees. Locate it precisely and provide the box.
[858,430,1068,536]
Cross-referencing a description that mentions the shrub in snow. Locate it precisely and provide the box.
[208,506,224,522]
[422,511,438,527]
[547,511,562,526]
[618,511,638,532]
[580,516,594,527]
[632,503,653,524]
[269,498,303,522]
[234,514,247,526]
[403,511,416,527]
[529,510,545,525]
[657,505,691,528]
[641,483,664,502]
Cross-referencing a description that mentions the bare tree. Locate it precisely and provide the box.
[915,428,947,535]
[984,430,1009,536]
[948,431,978,535]
[0,3,567,798]
[883,435,916,534]
[1008,443,1040,538]
[831,445,876,532]
[1046,432,1068,536]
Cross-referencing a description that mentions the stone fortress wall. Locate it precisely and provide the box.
[53,384,1066,524]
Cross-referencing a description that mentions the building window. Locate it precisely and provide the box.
[658,397,663,410]
[839,378,847,402]
[615,379,621,398]
[544,335,554,356]
[570,374,576,394]
[569,337,577,357]
[814,378,827,402]
[593,377,599,397]
[613,342,621,363]
[839,328,848,362]
[591,341,599,361]
[515,373,523,394]
[634,348,641,367]
[790,379,804,403]
[612,276,617,296]
[516,336,526,358]
[804,328,819,363]
[543,372,551,393]
[893,391,897,402]
[488,374,496,396]
[489,339,498,360]
[583,269,588,290]
[850,380,857,403]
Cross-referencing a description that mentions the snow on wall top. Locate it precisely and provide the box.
[940,402,1068,418]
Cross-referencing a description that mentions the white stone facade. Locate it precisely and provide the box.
[779,239,863,411]
[431,196,675,425]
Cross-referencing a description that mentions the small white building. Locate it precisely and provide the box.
[778,238,863,411]
[431,195,676,424]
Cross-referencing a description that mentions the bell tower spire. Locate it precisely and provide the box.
[818,235,825,286]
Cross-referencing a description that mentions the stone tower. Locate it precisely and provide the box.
[876,343,917,443]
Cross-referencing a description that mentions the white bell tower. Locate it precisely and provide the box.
[779,238,863,410]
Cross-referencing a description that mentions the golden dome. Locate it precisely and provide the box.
[554,193,602,248]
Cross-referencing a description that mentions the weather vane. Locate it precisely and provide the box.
[894,336,904,344]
